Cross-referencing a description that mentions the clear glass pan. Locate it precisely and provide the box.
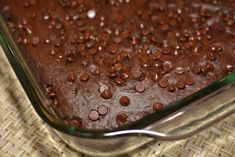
[1,15,235,156]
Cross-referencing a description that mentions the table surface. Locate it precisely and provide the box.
[0,48,234,157]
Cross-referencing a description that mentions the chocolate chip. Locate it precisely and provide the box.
[160,24,169,31]
[120,72,130,80]
[225,65,233,73]
[163,61,173,72]
[116,113,128,124]
[121,29,129,39]
[154,62,161,68]
[191,64,201,74]
[108,44,118,54]
[79,73,90,81]
[132,69,142,79]
[109,58,117,66]
[205,62,214,72]
[92,69,101,76]
[168,84,175,92]
[141,29,150,36]
[193,46,201,53]
[3,5,10,12]
[135,82,145,93]
[88,48,97,55]
[158,78,169,88]
[67,73,77,82]
[107,71,118,78]
[101,89,113,99]
[57,54,65,59]
[48,91,56,99]
[120,51,130,60]
[176,80,186,89]
[88,110,99,121]
[141,10,149,20]
[141,54,150,63]
[201,66,208,75]
[206,53,217,61]
[169,19,177,26]
[115,14,124,24]
[114,63,123,71]
[152,51,162,60]
[66,56,74,63]
[175,67,185,75]
[119,96,130,106]
[78,44,86,51]
[185,75,195,85]
[97,105,108,116]
[160,55,170,62]
[31,36,40,46]
[114,77,125,86]
[99,84,109,93]
[152,73,159,82]
[114,36,122,44]
[217,47,223,52]
[153,102,164,111]
[101,33,110,42]
[86,41,94,48]
[142,62,149,68]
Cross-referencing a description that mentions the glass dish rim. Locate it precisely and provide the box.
[1,15,235,139]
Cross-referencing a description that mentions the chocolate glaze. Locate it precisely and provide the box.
[1,0,235,129]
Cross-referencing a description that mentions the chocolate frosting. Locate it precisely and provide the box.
[1,0,235,129]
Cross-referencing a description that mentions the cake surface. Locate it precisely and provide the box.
[1,0,235,129]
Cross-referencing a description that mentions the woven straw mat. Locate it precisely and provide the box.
[0,47,234,157]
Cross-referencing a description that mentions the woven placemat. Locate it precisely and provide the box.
[0,47,234,157]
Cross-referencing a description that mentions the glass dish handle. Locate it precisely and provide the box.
[106,82,235,140]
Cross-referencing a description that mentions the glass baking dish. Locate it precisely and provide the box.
[1,14,235,156]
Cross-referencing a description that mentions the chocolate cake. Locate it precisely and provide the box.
[1,0,235,129]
